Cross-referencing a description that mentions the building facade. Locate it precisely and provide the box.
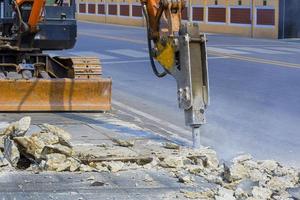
[76,0,282,38]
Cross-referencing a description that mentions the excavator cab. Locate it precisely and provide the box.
[34,0,77,50]
[0,0,76,49]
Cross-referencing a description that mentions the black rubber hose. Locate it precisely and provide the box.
[142,4,167,78]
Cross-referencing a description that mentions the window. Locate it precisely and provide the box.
[108,4,117,15]
[208,7,226,23]
[132,5,142,17]
[257,9,275,25]
[120,4,130,16]
[230,8,251,24]
[98,4,105,14]
[192,7,204,21]
[88,4,95,14]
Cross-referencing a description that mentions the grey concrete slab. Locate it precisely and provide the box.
[0,171,215,199]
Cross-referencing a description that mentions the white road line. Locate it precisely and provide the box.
[112,100,192,137]
[208,47,249,55]
[230,47,291,55]
[265,47,300,53]
[68,51,117,60]
[208,56,229,60]
[108,49,148,58]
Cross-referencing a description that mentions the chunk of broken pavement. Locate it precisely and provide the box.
[105,161,124,173]
[112,139,134,147]
[232,154,253,164]
[39,124,72,147]
[41,144,73,157]
[198,148,219,169]
[266,176,295,191]
[258,160,278,174]
[163,142,180,150]
[185,164,203,175]
[3,137,20,167]
[0,150,9,167]
[160,155,184,168]
[67,157,81,172]
[180,189,216,199]
[223,162,249,182]
[45,153,67,171]
[95,163,109,172]
[14,136,45,159]
[80,164,95,172]
[251,186,272,200]
[178,175,195,184]
[31,132,59,146]
[0,117,31,137]
[235,179,259,196]
[215,187,236,200]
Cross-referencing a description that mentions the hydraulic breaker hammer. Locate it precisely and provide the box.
[141,0,209,148]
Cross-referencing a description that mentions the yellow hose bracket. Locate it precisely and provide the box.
[155,41,175,71]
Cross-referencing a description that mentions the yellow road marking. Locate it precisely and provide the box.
[209,51,300,69]
[79,31,300,69]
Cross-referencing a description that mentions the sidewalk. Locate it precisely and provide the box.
[0,111,215,199]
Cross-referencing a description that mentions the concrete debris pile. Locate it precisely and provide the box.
[0,117,86,172]
[175,152,300,200]
[75,141,300,199]
[0,117,300,200]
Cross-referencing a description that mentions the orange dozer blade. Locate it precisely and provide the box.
[0,78,112,111]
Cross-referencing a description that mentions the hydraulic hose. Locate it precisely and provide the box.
[142,4,167,78]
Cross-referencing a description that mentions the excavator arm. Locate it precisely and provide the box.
[13,0,46,33]
[141,0,210,147]
[15,0,45,32]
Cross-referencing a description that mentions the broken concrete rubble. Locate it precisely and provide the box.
[112,138,134,147]
[104,161,124,173]
[3,137,20,167]
[1,117,84,172]
[163,142,180,150]
[180,189,216,199]
[39,123,72,148]
[0,116,31,137]
[251,186,272,200]
[0,117,300,200]
[159,155,184,168]
[0,150,9,167]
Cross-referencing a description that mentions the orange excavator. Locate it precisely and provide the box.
[0,0,209,147]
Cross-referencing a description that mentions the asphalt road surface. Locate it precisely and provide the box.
[58,21,300,167]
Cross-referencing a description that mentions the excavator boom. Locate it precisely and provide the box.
[15,0,45,31]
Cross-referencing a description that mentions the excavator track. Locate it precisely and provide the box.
[54,56,103,79]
